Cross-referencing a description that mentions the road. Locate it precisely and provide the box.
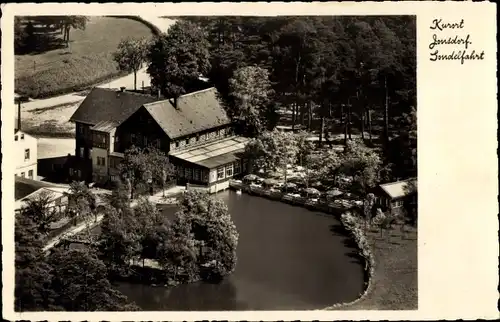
[18,17,176,113]
[43,185,185,252]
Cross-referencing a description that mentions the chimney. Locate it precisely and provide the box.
[120,86,126,92]
[17,99,21,131]
[174,96,178,109]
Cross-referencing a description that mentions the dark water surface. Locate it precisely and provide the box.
[116,190,364,310]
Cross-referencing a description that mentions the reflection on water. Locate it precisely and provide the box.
[116,190,365,310]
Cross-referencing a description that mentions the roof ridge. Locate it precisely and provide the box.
[179,87,215,98]
[94,87,159,99]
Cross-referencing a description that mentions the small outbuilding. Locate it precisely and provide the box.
[375,178,417,215]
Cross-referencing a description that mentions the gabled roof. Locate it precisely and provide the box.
[69,88,159,126]
[379,178,417,200]
[91,120,118,133]
[15,176,65,200]
[142,87,231,139]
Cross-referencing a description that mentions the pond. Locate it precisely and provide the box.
[115,190,365,310]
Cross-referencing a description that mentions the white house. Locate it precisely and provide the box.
[15,130,38,180]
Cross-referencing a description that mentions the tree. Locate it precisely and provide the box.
[48,248,138,311]
[147,20,211,98]
[228,66,275,136]
[61,16,89,47]
[119,146,174,199]
[15,214,62,311]
[105,179,131,211]
[14,17,27,54]
[309,148,343,186]
[67,181,97,222]
[176,190,239,281]
[363,193,376,228]
[243,130,299,180]
[113,37,148,91]
[20,190,61,236]
[157,215,199,282]
[295,131,314,167]
[133,197,170,264]
[341,140,382,194]
[98,206,141,273]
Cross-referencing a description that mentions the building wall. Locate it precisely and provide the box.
[116,107,169,154]
[169,125,233,153]
[74,122,93,182]
[15,131,38,179]
[91,147,109,184]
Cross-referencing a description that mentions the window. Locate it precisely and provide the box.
[15,135,18,141]
[21,134,25,139]
[131,134,136,144]
[89,149,92,159]
[226,164,233,177]
[220,128,225,136]
[24,149,30,161]
[202,170,209,182]
[97,157,106,166]
[175,141,180,148]
[78,124,83,134]
[234,161,241,175]
[28,170,33,179]
[217,167,225,180]
[115,135,120,143]
[21,172,25,178]
[79,147,84,158]
[155,139,161,148]
[69,168,74,176]
[194,168,200,181]
[77,170,82,177]
[144,137,148,146]
[185,138,189,146]
[184,167,192,179]
[196,135,200,142]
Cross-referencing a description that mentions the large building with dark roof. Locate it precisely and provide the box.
[69,87,248,192]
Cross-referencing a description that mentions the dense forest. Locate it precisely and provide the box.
[182,16,417,179]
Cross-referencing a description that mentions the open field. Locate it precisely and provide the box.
[332,224,418,310]
[15,16,155,99]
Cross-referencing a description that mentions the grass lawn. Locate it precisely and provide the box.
[15,16,155,99]
[331,223,418,310]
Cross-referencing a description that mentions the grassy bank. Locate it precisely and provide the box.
[15,16,155,99]
[330,217,418,310]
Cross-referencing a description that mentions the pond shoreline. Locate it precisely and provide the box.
[227,181,373,310]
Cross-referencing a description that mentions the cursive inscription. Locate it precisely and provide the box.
[430,19,465,31]
[429,19,485,64]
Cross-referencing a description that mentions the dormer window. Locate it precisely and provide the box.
[15,135,18,141]
[21,134,25,139]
